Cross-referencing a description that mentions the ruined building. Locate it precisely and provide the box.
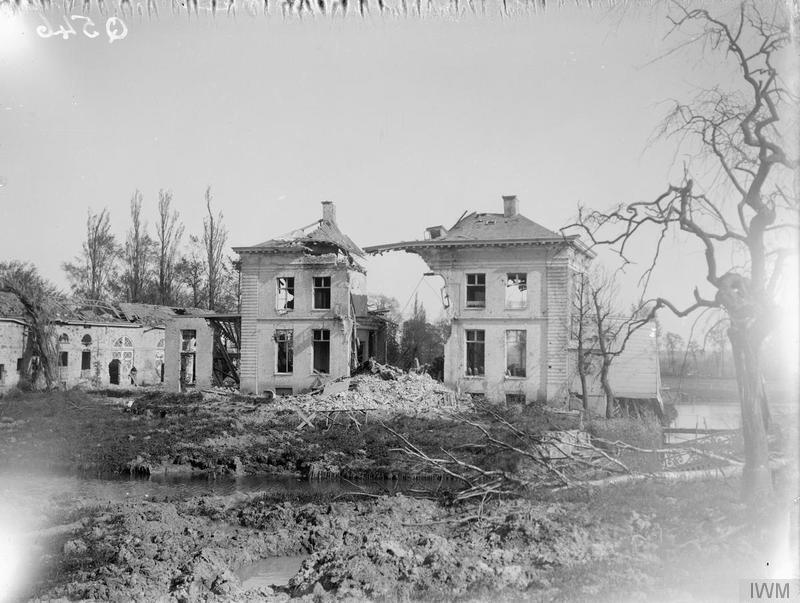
[230,202,391,396]
[0,294,167,391]
[365,196,594,406]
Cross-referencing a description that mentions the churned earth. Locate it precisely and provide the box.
[1,385,797,602]
[3,474,794,602]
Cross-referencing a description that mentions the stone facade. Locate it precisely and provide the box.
[0,320,27,393]
[364,196,592,406]
[53,323,165,388]
[234,202,386,396]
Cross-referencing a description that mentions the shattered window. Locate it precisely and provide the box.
[81,334,92,347]
[505,330,526,378]
[313,329,331,374]
[506,393,526,405]
[58,333,70,344]
[465,330,485,376]
[277,277,295,310]
[313,276,331,310]
[276,330,294,373]
[466,274,485,308]
[505,273,527,309]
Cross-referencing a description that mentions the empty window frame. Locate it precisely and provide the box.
[505,273,528,309]
[505,330,527,378]
[0,364,5,385]
[465,329,485,376]
[465,274,486,308]
[59,351,69,367]
[313,277,331,310]
[275,330,294,373]
[16,358,23,372]
[180,330,197,385]
[276,277,295,310]
[81,350,92,371]
[313,329,331,374]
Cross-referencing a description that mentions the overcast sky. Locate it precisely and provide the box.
[0,2,796,350]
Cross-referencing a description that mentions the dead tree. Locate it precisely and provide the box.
[123,190,154,303]
[564,2,798,502]
[155,189,184,306]
[62,207,120,301]
[202,186,228,312]
[574,269,657,418]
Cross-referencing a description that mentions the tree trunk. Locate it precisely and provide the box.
[601,363,615,419]
[729,325,772,504]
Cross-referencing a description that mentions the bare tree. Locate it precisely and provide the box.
[62,208,120,301]
[155,189,185,306]
[122,190,154,303]
[665,332,684,376]
[202,186,228,311]
[176,235,206,308]
[565,2,798,501]
[570,270,594,412]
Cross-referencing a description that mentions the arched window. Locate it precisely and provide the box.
[81,334,92,347]
[58,333,69,344]
[113,336,133,348]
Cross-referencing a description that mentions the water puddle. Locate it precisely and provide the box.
[236,555,308,590]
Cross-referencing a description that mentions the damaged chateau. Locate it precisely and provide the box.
[0,197,660,410]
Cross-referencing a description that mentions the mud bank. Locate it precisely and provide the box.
[10,478,788,602]
[0,388,589,481]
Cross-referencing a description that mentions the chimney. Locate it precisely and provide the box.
[502,195,519,218]
[321,201,336,224]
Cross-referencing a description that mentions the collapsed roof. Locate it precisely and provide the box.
[0,292,215,328]
[363,195,593,257]
[233,201,365,271]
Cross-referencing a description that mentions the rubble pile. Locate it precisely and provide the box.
[264,371,466,415]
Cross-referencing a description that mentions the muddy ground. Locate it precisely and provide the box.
[4,474,796,602]
[0,385,604,481]
[1,387,797,602]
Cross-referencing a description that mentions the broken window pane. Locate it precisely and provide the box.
[276,329,294,373]
[505,273,527,309]
[465,329,485,376]
[466,274,486,308]
[277,277,295,310]
[81,334,92,347]
[313,276,332,310]
[313,329,331,373]
[180,330,197,385]
[505,330,526,378]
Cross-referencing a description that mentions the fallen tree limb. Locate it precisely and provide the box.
[555,458,790,491]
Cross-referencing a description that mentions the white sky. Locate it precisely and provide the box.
[0,2,796,346]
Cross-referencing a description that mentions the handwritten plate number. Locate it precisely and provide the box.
[71,15,100,39]
[105,16,128,43]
